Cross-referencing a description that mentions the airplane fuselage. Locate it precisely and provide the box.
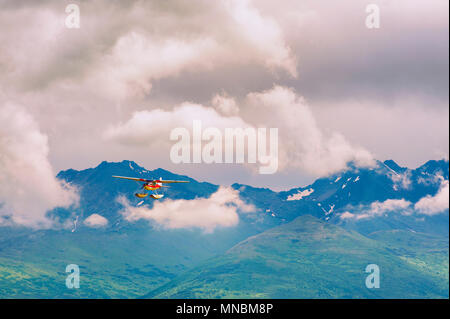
[143,183,162,191]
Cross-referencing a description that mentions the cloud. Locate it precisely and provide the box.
[369,199,412,215]
[312,99,449,169]
[105,85,375,177]
[240,86,376,176]
[340,184,450,220]
[0,103,79,228]
[104,102,249,148]
[0,0,296,100]
[226,0,297,77]
[264,0,449,102]
[118,187,255,233]
[0,0,446,190]
[84,214,108,228]
[415,180,449,215]
[212,93,240,116]
[388,171,412,191]
[340,211,356,220]
[340,198,412,220]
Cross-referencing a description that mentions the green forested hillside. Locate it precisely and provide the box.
[0,223,258,298]
[145,216,448,299]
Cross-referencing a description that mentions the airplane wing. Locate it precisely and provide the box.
[157,180,189,184]
[112,176,189,183]
[113,176,152,182]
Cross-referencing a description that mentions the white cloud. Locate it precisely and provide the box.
[340,210,374,221]
[89,32,219,99]
[226,0,297,77]
[389,171,412,190]
[0,103,79,228]
[105,86,376,177]
[415,180,449,215]
[212,94,240,116]
[104,102,249,147]
[340,199,412,220]
[241,86,376,176]
[84,214,108,228]
[340,187,450,220]
[118,187,255,233]
[369,199,412,215]
[340,211,356,220]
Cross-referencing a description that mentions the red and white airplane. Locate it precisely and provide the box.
[113,176,189,199]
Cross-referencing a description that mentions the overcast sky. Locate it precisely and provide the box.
[0,0,448,195]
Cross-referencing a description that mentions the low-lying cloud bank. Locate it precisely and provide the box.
[414,180,449,215]
[84,214,109,228]
[340,199,412,220]
[340,180,449,220]
[118,187,255,233]
[0,103,79,228]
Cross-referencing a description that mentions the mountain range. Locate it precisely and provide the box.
[0,159,448,298]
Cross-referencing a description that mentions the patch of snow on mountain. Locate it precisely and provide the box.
[382,162,399,176]
[326,204,335,215]
[286,188,314,201]
[71,216,79,233]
